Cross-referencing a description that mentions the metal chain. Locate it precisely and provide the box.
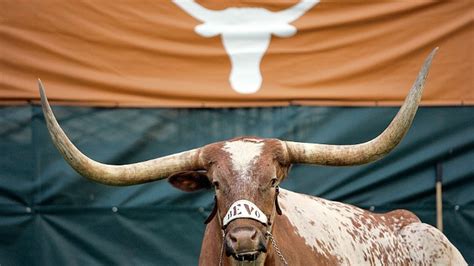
[266,231,288,266]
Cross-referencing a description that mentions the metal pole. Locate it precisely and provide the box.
[435,162,443,232]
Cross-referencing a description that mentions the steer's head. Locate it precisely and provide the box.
[38,48,437,264]
[169,138,290,261]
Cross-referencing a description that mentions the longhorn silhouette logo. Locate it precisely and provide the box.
[174,0,320,94]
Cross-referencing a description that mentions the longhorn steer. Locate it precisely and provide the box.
[39,48,466,265]
[174,0,319,94]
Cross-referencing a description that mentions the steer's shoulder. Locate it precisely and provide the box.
[278,188,420,229]
[276,188,417,264]
[278,188,368,218]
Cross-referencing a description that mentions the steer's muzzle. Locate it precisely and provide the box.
[225,226,267,261]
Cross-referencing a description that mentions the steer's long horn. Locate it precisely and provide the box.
[285,48,438,166]
[39,80,202,186]
[275,0,320,23]
[173,0,220,22]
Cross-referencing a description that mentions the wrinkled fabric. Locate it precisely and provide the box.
[0,1,472,107]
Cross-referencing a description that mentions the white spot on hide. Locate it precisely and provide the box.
[278,189,466,265]
[399,223,467,265]
[280,189,384,264]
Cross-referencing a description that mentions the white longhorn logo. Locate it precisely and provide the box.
[174,0,320,94]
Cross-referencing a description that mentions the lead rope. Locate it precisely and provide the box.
[217,202,225,266]
[218,229,225,266]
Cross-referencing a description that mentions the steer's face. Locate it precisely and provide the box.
[169,137,290,262]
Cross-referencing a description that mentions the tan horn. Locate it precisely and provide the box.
[284,47,438,166]
[38,80,202,186]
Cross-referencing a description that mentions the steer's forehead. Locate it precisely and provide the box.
[221,138,269,181]
[205,138,287,186]
[220,139,269,195]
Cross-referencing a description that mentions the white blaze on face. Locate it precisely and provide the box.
[173,0,320,94]
[223,140,264,183]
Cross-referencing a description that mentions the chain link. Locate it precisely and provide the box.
[266,231,288,266]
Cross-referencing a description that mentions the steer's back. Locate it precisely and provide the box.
[277,189,466,265]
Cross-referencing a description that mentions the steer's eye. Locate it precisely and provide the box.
[213,181,220,190]
[270,178,278,188]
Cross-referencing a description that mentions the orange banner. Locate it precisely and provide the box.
[0,0,472,107]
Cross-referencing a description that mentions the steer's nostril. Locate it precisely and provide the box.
[250,229,257,240]
[230,233,237,243]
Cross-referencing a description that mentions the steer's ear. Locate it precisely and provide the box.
[168,171,211,192]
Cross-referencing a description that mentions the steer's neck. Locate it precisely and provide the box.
[199,216,225,265]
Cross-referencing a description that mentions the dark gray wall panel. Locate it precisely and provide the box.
[0,105,472,265]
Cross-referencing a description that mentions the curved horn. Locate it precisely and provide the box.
[285,47,438,166]
[38,80,202,186]
[274,0,320,23]
[173,0,221,22]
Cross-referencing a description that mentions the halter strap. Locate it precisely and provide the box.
[204,196,218,225]
[204,186,282,226]
[223,199,268,227]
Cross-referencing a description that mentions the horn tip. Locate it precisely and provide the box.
[427,47,439,63]
[38,79,45,95]
[37,79,49,108]
[418,47,439,80]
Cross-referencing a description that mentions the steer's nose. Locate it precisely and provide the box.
[225,226,267,260]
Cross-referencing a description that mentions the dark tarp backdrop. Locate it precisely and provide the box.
[0,105,473,265]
